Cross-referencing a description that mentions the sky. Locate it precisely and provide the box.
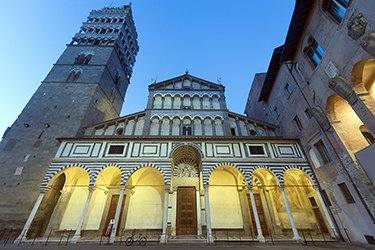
[0,1,295,136]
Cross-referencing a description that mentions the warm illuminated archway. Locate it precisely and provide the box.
[83,167,121,234]
[352,59,375,101]
[123,167,164,232]
[252,168,281,238]
[209,166,248,238]
[28,167,89,238]
[283,169,330,235]
[326,95,370,153]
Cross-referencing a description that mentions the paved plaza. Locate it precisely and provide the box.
[0,242,374,250]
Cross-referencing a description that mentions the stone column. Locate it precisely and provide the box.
[160,185,170,243]
[196,188,202,237]
[315,187,337,237]
[235,118,242,136]
[211,119,216,136]
[131,117,138,135]
[171,190,177,236]
[14,192,45,244]
[109,186,125,244]
[70,186,94,243]
[204,185,214,243]
[280,186,302,242]
[248,187,265,242]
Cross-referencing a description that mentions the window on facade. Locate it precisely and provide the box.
[285,83,293,95]
[182,126,192,136]
[303,36,325,67]
[362,132,375,145]
[114,72,122,86]
[108,145,124,154]
[304,108,312,119]
[74,54,85,64]
[324,0,349,23]
[249,129,257,136]
[321,189,332,206]
[293,116,303,131]
[67,69,82,82]
[230,128,236,136]
[116,128,124,135]
[75,53,92,65]
[338,182,355,203]
[274,106,280,119]
[359,125,375,145]
[249,145,265,155]
[314,140,331,164]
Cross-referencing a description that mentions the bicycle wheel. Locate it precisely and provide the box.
[139,236,147,246]
[125,237,134,246]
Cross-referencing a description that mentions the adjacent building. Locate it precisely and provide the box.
[246,0,375,244]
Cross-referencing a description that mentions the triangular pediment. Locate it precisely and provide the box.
[149,73,224,91]
[83,111,146,136]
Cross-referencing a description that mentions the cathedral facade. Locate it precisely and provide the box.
[0,3,342,245]
[18,73,334,244]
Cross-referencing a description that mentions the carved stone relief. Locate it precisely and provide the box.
[309,107,331,131]
[347,12,368,40]
[361,32,375,57]
[175,163,196,177]
[328,76,358,105]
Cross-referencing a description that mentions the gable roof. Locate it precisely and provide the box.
[148,73,225,90]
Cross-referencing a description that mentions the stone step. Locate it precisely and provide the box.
[168,236,207,244]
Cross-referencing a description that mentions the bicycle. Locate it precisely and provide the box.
[125,233,147,246]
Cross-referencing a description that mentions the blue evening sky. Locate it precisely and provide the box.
[0,1,294,136]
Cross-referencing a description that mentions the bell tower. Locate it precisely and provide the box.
[0,5,138,228]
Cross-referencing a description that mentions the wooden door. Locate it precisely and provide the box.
[309,197,329,233]
[176,187,197,235]
[103,194,126,236]
[247,194,268,236]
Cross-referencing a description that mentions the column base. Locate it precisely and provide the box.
[108,236,115,244]
[207,234,214,243]
[257,235,265,243]
[13,236,23,245]
[160,234,167,244]
[292,235,303,243]
[69,234,80,244]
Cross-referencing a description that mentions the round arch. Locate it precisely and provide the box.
[326,95,370,152]
[352,59,375,97]
[123,167,165,230]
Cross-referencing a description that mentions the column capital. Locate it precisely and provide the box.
[164,184,171,192]
[88,185,95,192]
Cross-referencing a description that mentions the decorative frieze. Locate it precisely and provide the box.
[347,12,368,40]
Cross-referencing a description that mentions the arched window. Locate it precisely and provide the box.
[360,125,375,145]
[75,53,93,65]
[67,68,82,82]
[114,71,121,85]
[74,54,85,64]
[323,0,349,23]
[303,36,325,67]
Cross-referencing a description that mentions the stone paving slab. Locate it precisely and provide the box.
[0,242,375,250]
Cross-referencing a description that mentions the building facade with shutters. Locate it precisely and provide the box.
[245,0,375,244]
